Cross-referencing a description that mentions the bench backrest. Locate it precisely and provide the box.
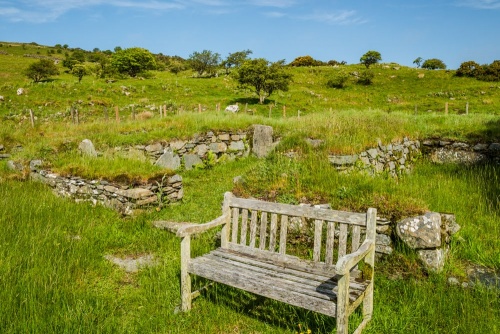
[221,192,376,266]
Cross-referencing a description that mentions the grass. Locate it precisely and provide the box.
[0,41,499,333]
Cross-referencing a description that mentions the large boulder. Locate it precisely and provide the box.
[78,139,97,157]
[252,125,275,158]
[396,212,442,249]
[183,154,203,170]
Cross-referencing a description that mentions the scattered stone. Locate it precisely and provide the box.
[306,138,324,148]
[417,248,445,273]
[472,143,488,151]
[328,155,358,166]
[447,277,460,286]
[6,160,23,171]
[169,140,186,151]
[375,234,393,255]
[78,139,97,157]
[225,104,239,113]
[233,175,244,185]
[29,159,43,171]
[105,254,158,273]
[488,143,500,151]
[0,153,12,160]
[145,143,163,153]
[17,88,24,95]
[467,264,500,289]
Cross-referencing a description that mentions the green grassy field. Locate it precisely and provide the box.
[0,42,499,333]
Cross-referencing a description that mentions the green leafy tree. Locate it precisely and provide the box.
[421,58,446,70]
[360,50,382,68]
[456,61,482,78]
[237,58,292,104]
[24,59,59,82]
[479,60,500,81]
[222,49,252,74]
[169,60,187,76]
[413,57,423,68]
[111,47,156,77]
[72,64,87,82]
[188,50,221,76]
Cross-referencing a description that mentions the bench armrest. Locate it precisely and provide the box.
[335,240,375,275]
[175,212,230,237]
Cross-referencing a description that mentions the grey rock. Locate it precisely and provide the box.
[184,154,203,170]
[209,142,228,153]
[328,154,358,166]
[229,140,245,151]
[252,125,274,158]
[169,140,186,151]
[6,160,23,171]
[306,138,324,148]
[168,174,182,184]
[0,153,12,159]
[29,159,43,171]
[105,254,158,273]
[155,150,181,170]
[396,212,442,249]
[78,139,97,157]
[233,175,244,184]
[0,144,4,151]
[194,144,209,157]
[145,143,163,153]
[452,142,469,149]
[367,148,379,159]
[473,143,488,151]
[488,143,500,151]
[417,248,445,272]
[218,133,231,141]
[225,104,239,113]
[447,277,460,286]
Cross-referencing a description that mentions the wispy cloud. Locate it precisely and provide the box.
[0,0,184,23]
[247,0,297,8]
[299,10,365,25]
[264,9,365,25]
[458,0,500,9]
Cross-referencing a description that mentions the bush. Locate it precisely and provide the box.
[289,55,325,67]
[24,59,59,82]
[356,70,374,85]
[422,58,446,70]
[456,61,482,77]
[327,70,349,88]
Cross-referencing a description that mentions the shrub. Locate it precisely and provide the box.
[24,59,59,82]
[327,70,349,88]
[356,70,374,85]
[289,55,325,67]
[422,58,446,70]
[456,61,482,78]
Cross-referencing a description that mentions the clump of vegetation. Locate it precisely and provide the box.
[422,58,447,70]
[24,59,59,82]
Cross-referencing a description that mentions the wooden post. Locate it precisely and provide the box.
[466,102,469,115]
[159,106,162,118]
[75,109,79,125]
[163,105,167,117]
[131,106,135,120]
[115,106,120,123]
[180,236,192,311]
[198,104,202,114]
[29,109,35,128]
[269,104,272,118]
[70,106,75,123]
[283,105,286,118]
[445,102,448,115]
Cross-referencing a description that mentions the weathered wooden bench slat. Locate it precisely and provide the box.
[170,192,376,334]
[231,196,367,226]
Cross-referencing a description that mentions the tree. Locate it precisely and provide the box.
[222,49,252,74]
[24,59,59,82]
[111,47,156,77]
[360,50,382,68]
[169,60,186,76]
[236,58,292,104]
[72,64,87,82]
[413,57,423,68]
[456,61,482,78]
[188,50,221,76]
[421,58,446,70]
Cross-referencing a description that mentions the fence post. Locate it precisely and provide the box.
[269,104,272,118]
[163,105,167,117]
[445,102,448,115]
[283,105,286,118]
[466,102,469,115]
[115,106,120,123]
[198,104,202,114]
[75,109,79,125]
[131,106,135,120]
[70,106,75,124]
[29,109,35,128]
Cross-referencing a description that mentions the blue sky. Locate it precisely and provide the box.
[0,0,499,68]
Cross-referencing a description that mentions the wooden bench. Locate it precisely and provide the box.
[158,192,376,334]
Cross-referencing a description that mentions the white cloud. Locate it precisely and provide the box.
[0,0,185,23]
[300,10,366,25]
[247,0,297,8]
[458,0,500,9]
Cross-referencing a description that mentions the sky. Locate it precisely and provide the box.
[0,0,499,69]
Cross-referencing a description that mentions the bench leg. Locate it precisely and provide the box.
[180,236,192,311]
[336,274,350,334]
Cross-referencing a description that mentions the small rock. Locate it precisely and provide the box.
[17,88,24,95]
[447,277,460,286]
[225,104,239,113]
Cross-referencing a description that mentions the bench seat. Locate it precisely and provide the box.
[189,245,371,317]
